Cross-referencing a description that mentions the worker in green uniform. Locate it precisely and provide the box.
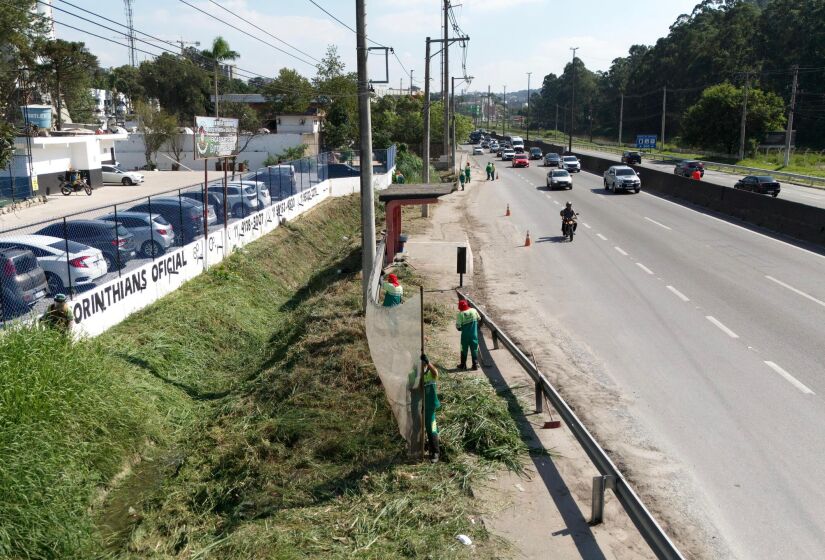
[382,273,403,307]
[459,172,466,190]
[41,293,73,336]
[491,162,497,180]
[455,299,481,370]
[464,162,471,184]
[420,353,442,463]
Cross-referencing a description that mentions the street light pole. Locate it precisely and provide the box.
[568,47,578,153]
[503,85,507,136]
[452,75,473,171]
[526,72,531,141]
[356,0,375,307]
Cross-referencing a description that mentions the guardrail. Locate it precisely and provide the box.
[459,291,685,560]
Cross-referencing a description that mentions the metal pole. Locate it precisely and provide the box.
[443,0,450,159]
[423,37,431,185]
[451,76,456,172]
[738,73,750,161]
[503,85,506,136]
[784,65,798,167]
[487,85,491,131]
[409,69,413,95]
[569,47,578,153]
[618,92,624,146]
[356,0,376,307]
[660,86,667,148]
[526,72,531,141]
[419,284,426,459]
[113,204,121,276]
[555,104,559,137]
[63,217,73,295]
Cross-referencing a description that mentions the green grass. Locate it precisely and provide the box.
[1,195,527,559]
[394,148,438,184]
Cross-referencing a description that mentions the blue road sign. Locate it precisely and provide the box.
[636,135,657,149]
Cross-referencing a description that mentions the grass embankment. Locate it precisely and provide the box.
[1,195,526,559]
[394,148,438,183]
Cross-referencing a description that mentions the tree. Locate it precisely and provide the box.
[201,36,239,117]
[681,82,785,155]
[35,39,99,129]
[0,0,43,121]
[264,68,313,116]
[139,54,212,122]
[107,65,145,110]
[0,122,16,171]
[136,102,178,168]
[221,101,264,153]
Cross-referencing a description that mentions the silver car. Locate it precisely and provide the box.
[101,164,144,185]
[546,169,573,190]
[100,211,176,257]
[604,165,641,193]
[207,184,260,217]
[227,181,271,209]
[561,155,581,172]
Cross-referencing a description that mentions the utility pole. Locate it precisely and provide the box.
[555,104,559,137]
[503,85,507,135]
[423,38,432,184]
[487,85,491,131]
[442,0,450,161]
[660,86,667,148]
[526,72,532,141]
[355,0,375,307]
[618,92,624,146]
[738,72,751,161]
[569,47,578,153]
[784,65,799,167]
[451,76,473,171]
[409,69,413,95]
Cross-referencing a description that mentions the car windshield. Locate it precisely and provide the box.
[616,169,636,176]
[552,171,569,177]
[563,157,577,162]
[755,176,775,182]
[547,153,559,158]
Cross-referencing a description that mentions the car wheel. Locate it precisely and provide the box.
[568,185,572,190]
[635,188,640,194]
[122,177,133,186]
[141,240,164,258]
[604,180,609,190]
[46,272,65,296]
[103,253,116,273]
[772,192,779,198]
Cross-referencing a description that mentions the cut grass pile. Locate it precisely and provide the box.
[1,195,527,559]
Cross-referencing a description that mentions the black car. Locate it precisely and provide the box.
[36,220,136,273]
[621,151,642,165]
[326,163,361,178]
[180,191,227,223]
[734,175,781,197]
[529,147,543,160]
[128,197,207,245]
[0,247,48,320]
[544,153,561,167]
[674,160,705,178]
[245,166,297,198]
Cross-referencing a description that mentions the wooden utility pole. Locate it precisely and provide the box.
[423,38,432,185]
[356,0,375,306]
[569,47,578,153]
[442,0,450,160]
[784,65,799,167]
[618,92,624,146]
[660,86,667,147]
[738,73,751,161]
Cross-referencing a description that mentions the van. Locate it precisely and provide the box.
[511,136,524,149]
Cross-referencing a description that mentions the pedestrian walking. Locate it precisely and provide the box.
[464,162,471,185]
[485,161,493,180]
[40,293,73,336]
[382,273,403,307]
[491,162,497,180]
[455,299,481,370]
[459,172,466,190]
[420,353,442,463]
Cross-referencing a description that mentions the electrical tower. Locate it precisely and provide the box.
[123,0,137,67]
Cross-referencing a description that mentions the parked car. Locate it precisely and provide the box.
[180,191,227,223]
[512,153,529,168]
[127,197,210,245]
[207,184,259,217]
[502,148,516,161]
[561,155,581,173]
[674,160,705,178]
[734,175,781,197]
[0,247,49,319]
[472,146,484,155]
[0,234,106,295]
[246,165,297,197]
[621,151,642,165]
[35,219,137,273]
[99,211,176,258]
[101,164,144,186]
[604,165,641,193]
[544,153,561,167]
[546,169,572,190]
[529,147,543,160]
[326,163,360,178]
[227,180,271,208]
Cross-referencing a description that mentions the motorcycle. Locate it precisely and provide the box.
[561,213,579,242]
[59,175,92,196]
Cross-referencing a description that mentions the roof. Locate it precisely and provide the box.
[378,184,454,202]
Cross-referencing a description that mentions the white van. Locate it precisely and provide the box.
[511,136,524,148]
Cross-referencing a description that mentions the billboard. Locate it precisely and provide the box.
[193,116,239,159]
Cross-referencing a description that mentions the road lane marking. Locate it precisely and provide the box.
[666,285,690,302]
[596,233,608,241]
[614,246,628,256]
[636,262,654,274]
[765,276,825,308]
[644,216,672,230]
[705,316,739,338]
[553,200,560,206]
[582,222,592,229]
[764,361,815,394]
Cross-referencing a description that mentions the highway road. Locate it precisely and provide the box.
[462,148,825,559]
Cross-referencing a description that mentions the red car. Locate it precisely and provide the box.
[512,154,529,168]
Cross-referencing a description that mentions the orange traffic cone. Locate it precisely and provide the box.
[505,204,511,217]
[524,231,532,247]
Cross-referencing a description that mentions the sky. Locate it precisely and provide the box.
[53,0,703,94]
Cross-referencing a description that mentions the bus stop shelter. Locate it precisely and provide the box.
[378,184,454,263]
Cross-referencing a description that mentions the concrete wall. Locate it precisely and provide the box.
[116,132,320,172]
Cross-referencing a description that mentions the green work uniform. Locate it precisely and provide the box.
[464,166,471,183]
[424,368,441,437]
[485,162,493,180]
[382,282,403,307]
[42,303,73,335]
[459,173,466,188]
[455,308,480,365]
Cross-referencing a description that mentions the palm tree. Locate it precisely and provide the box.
[202,36,239,117]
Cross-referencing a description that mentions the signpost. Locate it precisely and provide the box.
[635,134,657,150]
[193,116,240,238]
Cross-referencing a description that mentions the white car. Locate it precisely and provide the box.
[502,149,516,161]
[604,165,641,193]
[546,169,573,190]
[101,164,144,185]
[472,146,484,155]
[0,234,107,295]
[227,180,271,208]
[561,156,581,173]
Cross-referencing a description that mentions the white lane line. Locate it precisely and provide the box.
[666,285,690,302]
[705,315,739,339]
[545,194,553,199]
[644,216,673,230]
[764,361,815,395]
[765,276,825,309]
[582,222,591,229]
[553,200,560,206]
[614,246,628,256]
[636,262,654,275]
[596,233,608,241]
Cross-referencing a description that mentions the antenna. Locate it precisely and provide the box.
[123,0,137,67]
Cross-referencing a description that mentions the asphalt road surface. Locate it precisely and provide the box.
[464,148,825,559]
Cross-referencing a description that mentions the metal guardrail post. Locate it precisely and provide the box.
[491,329,500,349]
[591,474,617,524]
[535,380,543,414]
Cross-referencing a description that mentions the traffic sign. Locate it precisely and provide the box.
[635,135,657,149]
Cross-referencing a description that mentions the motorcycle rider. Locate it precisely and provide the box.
[559,201,578,234]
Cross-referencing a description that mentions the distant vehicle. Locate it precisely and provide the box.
[226,180,271,208]
[99,211,176,258]
[246,164,297,197]
[0,235,106,295]
[207,184,259,217]
[101,164,144,186]
[511,136,524,150]
[621,151,642,165]
[529,147,543,160]
[497,145,506,158]
[561,155,581,173]
[180,191,227,223]
[674,160,705,178]
[36,220,137,273]
[472,146,484,155]
[488,142,499,152]
[0,247,48,320]
[512,153,529,168]
[127,197,210,246]
[546,169,572,190]
[481,140,490,148]
[502,148,516,161]
[544,153,561,167]
[469,130,482,143]
[604,165,641,193]
[734,175,781,197]
[513,146,526,154]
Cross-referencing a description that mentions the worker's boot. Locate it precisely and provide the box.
[471,359,479,371]
[429,433,441,463]
[456,361,467,370]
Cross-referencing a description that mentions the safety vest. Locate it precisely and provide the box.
[382,282,403,306]
[455,308,480,330]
